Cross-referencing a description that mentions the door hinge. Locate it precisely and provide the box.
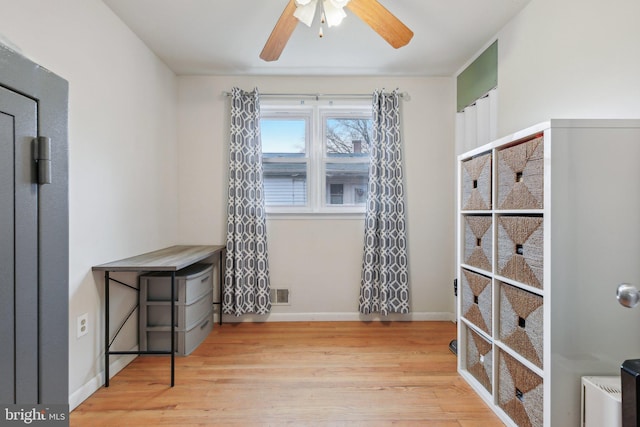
[32,136,52,184]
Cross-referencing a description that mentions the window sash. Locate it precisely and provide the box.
[261,103,371,214]
[320,109,371,209]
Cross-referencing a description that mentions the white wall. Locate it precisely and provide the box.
[0,0,179,409]
[178,75,456,321]
[495,0,640,135]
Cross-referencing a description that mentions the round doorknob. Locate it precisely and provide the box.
[617,283,640,308]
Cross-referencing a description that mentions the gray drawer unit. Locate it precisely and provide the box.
[143,290,213,330]
[141,311,213,356]
[139,263,214,356]
[141,263,214,304]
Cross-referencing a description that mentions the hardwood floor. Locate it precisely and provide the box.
[71,321,504,426]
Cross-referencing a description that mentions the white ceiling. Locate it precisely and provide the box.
[102,0,530,77]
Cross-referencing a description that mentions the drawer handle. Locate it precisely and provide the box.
[516,244,524,256]
[515,388,524,402]
[201,275,210,283]
[200,319,210,329]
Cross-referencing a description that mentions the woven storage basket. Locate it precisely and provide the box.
[497,136,544,210]
[497,216,543,289]
[461,269,492,335]
[465,325,493,394]
[499,282,543,368]
[498,350,543,427]
[462,152,492,210]
[463,215,492,272]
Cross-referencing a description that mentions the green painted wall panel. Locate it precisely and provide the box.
[457,41,498,112]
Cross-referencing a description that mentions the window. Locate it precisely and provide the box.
[261,102,372,214]
[261,117,308,206]
[329,184,344,204]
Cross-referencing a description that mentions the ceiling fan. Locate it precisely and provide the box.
[260,0,414,62]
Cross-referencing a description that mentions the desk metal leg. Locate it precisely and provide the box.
[219,250,224,325]
[105,271,110,387]
[170,271,175,387]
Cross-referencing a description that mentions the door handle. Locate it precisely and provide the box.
[617,283,640,308]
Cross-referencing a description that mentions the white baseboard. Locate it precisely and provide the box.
[220,311,456,323]
[69,346,138,411]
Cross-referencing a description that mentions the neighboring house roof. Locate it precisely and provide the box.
[263,153,368,177]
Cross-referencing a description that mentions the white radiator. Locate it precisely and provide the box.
[581,376,622,427]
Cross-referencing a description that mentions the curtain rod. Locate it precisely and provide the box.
[222,91,409,100]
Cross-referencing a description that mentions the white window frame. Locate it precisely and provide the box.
[261,99,371,217]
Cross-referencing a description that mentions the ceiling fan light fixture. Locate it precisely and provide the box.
[322,0,348,27]
[293,0,318,27]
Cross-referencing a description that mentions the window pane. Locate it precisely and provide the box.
[325,118,372,157]
[261,118,306,155]
[263,162,307,206]
[329,184,344,204]
[325,163,368,206]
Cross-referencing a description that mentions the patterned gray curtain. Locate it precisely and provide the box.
[359,90,410,315]
[223,87,272,316]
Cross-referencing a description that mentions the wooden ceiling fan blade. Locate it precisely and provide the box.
[346,0,413,49]
[260,0,299,62]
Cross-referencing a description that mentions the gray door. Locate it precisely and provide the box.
[0,85,40,403]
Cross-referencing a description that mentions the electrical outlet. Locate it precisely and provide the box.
[77,313,89,338]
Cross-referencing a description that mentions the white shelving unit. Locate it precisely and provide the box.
[456,119,640,426]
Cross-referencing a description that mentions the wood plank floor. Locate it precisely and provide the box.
[71,321,504,426]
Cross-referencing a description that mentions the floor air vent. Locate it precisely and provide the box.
[269,288,290,305]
